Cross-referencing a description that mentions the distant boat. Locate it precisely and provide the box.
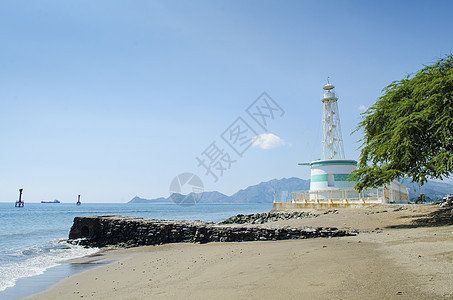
[41,200,60,204]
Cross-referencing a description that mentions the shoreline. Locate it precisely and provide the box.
[0,203,273,298]
[24,205,453,299]
[0,253,105,300]
[0,240,100,300]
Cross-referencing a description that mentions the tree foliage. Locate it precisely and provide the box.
[352,55,453,191]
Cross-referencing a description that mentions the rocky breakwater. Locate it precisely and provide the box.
[219,211,319,224]
[69,215,356,248]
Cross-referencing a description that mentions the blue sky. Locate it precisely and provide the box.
[1,0,452,203]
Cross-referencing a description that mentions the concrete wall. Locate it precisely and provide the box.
[386,180,410,203]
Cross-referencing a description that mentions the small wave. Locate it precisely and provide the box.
[1,239,70,261]
[0,229,68,241]
[0,240,98,292]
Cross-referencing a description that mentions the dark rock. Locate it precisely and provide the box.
[68,216,357,248]
[218,211,317,225]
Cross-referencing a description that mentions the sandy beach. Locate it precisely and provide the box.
[27,204,453,299]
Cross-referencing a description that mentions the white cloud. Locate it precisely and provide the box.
[252,133,285,149]
[358,105,367,112]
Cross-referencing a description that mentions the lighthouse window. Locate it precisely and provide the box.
[327,174,335,187]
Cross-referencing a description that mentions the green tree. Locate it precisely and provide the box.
[351,54,453,191]
[415,193,426,204]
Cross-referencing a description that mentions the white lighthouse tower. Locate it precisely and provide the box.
[321,81,344,160]
[299,81,357,197]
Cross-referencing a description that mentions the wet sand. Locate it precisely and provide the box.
[27,205,453,299]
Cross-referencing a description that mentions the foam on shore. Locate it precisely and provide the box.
[0,239,98,292]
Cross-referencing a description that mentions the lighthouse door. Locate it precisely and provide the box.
[327,174,335,187]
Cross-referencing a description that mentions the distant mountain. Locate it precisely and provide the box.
[128,177,452,204]
[129,196,171,204]
[227,177,310,203]
[128,177,309,204]
[198,191,229,203]
[404,180,453,200]
[169,191,228,205]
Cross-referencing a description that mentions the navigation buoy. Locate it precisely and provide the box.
[15,188,24,207]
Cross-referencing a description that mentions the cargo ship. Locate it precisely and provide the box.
[41,199,61,203]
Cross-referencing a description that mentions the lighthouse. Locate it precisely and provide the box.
[275,80,411,208]
[299,81,357,194]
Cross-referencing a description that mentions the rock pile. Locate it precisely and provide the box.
[219,211,317,224]
[68,215,355,248]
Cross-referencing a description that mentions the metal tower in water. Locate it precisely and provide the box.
[15,188,24,207]
[321,81,344,160]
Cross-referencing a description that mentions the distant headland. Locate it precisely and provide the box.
[129,177,453,204]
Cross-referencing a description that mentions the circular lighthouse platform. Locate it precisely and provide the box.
[299,159,357,191]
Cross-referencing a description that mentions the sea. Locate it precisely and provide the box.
[0,202,272,299]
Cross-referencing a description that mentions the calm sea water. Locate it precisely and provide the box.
[0,202,272,294]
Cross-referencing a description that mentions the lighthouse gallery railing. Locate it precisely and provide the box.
[274,187,408,204]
